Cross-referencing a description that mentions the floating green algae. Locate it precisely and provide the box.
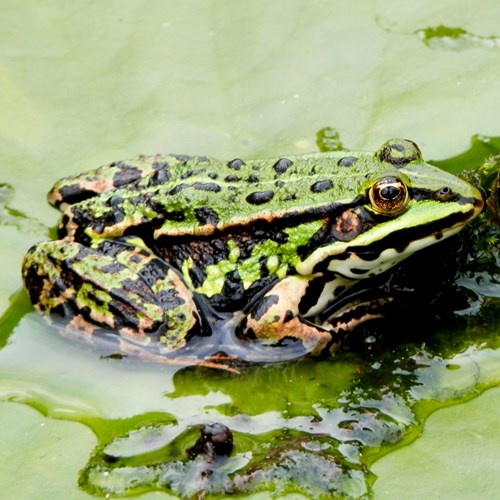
[417,25,500,50]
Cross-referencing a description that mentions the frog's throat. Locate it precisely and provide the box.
[300,213,473,318]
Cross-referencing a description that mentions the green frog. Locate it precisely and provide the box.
[22,139,483,359]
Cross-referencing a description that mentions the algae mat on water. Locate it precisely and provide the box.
[0,1,499,498]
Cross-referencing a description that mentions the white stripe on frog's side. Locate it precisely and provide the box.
[302,224,464,318]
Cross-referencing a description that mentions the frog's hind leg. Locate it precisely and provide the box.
[22,238,203,353]
[239,275,335,357]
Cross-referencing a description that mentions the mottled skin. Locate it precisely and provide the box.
[22,139,483,358]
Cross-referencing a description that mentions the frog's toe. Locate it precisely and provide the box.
[22,239,202,352]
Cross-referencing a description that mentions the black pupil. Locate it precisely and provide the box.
[380,185,400,200]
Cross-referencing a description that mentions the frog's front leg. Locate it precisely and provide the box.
[22,238,203,353]
[240,276,337,356]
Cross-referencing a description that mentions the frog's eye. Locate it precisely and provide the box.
[368,176,409,215]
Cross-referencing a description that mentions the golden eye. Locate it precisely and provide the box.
[368,176,409,215]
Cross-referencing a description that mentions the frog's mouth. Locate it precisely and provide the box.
[347,205,480,263]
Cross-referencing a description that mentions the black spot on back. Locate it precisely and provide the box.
[246,190,275,205]
[112,164,143,187]
[247,174,260,183]
[148,168,171,186]
[193,182,221,192]
[57,184,97,206]
[107,196,125,207]
[311,180,333,193]
[181,168,206,179]
[227,159,245,170]
[273,158,293,175]
[152,161,169,170]
[169,183,189,195]
[338,156,357,167]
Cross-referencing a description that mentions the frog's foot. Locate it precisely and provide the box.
[240,276,334,356]
[22,238,203,352]
[314,293,396,354]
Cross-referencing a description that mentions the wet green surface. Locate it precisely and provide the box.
[0,1,499,498]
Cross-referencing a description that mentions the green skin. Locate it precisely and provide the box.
[22,139,483,358]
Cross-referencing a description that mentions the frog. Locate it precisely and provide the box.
[21,139,484,360]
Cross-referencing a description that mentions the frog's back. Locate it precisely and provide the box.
[52,152,374,242]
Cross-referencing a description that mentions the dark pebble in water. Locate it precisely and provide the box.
[187,423,234,459]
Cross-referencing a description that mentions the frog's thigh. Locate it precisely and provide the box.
[242,275,332,355]
[22,239,201,351]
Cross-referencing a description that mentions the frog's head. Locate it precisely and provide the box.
[298,138,484,278]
